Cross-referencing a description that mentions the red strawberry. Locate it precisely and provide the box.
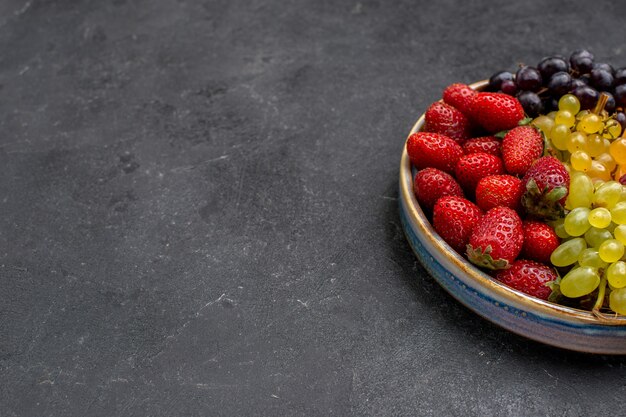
[424,101,472,143]
[471,92,524,133]
[406,132,464,174]
[501,125,544,175]
[454,152,504,195]
[466,206,524,270]
[495,259,557,300]
[462,136,501,157]
[413,168,464,211]
[475,174,524,212]
[521,156,570,220]
[433,196,483,254]
[443,83,477,116]
[521,220,560,264]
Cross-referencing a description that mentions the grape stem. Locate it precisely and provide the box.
[593,92,609,115]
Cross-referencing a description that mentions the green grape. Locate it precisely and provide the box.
[599,239,625,263]
[564,207,591,236]
[584,227,613,248]
[556,110,576,127]
[566,172,594,208]
[550,218,570,239]
[588,207,612,228]
[604,119,622,139]
[578,113,603,134]
[611,202,626,225]
[613,224,626,245]
[607,261,626,288]
[567,132,588,153]
[560,266,600,298]
[550,237,587,267]
[558,94,581,114]
[570,151,592,171]
[586,134,606,157]
[547,111,558,120]
[609,287,626,315]
[593,181,623,209]
[532,116,555,137]
[550,124,570,151]
[578,248,608,268]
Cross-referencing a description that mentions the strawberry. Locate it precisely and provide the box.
[475,174,524,212]
[433,196,483,254]
[495,259,557,300]
[424,101,472,143]
[466,206,524,270]
[443,83,477,116]
[471,92,525,133]
[462,136,501,157]
[413,168,464,211]
[521,220,560,264]
[406,132,464,174]
[501,125,544,175]
[521,156,570,220]
[454,152,504,195]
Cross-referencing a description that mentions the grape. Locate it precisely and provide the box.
[547,71,572,97]
[599,239,625,263]
[567,131,587,152]
[572,85,599,110]
[593,181,623,208]
[609,287,626,315]
[565,207,592,236]
[593,62,615,76]
[560,266,600,298]
[516,66,542,91]
[558,94,581,114]
[556,110,576,128]
[570,49,595,74]
[538,56,570,80]
[531,116,554,136]
[596,152,616,171]
[577,113,603,134]
[588,207,612,228]
[550,218,570,239]
[567,172,594,208]
[587,161,612,182]
[550,124,570,150]
[586,134,605,157]
[610,138,626,165]
[603,92,616,114]
[578,248,607,268]
[570,150,592,171]
[590,68,614,91]
[607,261,626,288]
[614,84,626,107]
[614,224,626,244]
[550,237,587,267]
[571,78,588,90]
[616,112,626,131]
[500,79,517,95]
[584,227,613,248]
[603,118,621,139]
[615,68,626,86]
[517,91,543,117]
[542,97,559,113]
[488,71,514,91]
[611,202,626,225]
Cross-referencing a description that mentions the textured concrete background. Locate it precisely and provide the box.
[2,0,626,416]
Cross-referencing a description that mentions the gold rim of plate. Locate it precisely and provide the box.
[400,79,626,326]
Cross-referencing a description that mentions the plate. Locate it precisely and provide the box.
[399,80,626,354]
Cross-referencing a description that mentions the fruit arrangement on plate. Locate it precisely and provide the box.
[406,50,626,322]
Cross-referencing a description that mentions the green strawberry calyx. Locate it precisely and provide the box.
[466,244,510,270]
[521,178,567,221]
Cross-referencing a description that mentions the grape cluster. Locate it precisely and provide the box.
[488,50,626,127]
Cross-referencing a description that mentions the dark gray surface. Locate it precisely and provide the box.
[2,0,626,416]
